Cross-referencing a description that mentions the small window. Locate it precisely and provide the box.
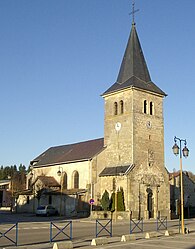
[73,171,79,189]
[63,172,68,189]
[144,100,147,114]
[114,102,118,115]
[120,100,124,114]
[49,195,52,205]
[150,102,154,115]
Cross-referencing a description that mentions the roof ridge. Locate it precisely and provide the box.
[50,137,104,149]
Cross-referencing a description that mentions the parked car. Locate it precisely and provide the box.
[36,205,58,216]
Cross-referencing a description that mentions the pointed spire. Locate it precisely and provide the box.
[117,23,151,84]
[103,22,166,97]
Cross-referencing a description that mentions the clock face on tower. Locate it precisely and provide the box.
[115,122,121,131]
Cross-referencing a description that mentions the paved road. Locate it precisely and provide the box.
[1,210,195,249]
[2,231,195,249]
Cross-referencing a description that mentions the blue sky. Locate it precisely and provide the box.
[0,0,194,173]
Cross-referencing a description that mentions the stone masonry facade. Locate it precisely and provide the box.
[93,87,170,219]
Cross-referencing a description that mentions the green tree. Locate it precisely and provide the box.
[117,188,125,211]
[110,192,115,212]
[100,190,110,211]
[3,166,11,179]
[0,166,4,180]
[0,164,27,192]
[19,164,26,172]
[110,188,125,212]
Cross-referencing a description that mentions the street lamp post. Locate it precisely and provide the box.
[57,167,65,216]
[172,136,189,234]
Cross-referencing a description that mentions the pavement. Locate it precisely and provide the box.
[2,243,52,249]
[2,237,123,249]
[1,209,195,249]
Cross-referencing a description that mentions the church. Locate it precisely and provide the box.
[17,14,170,219]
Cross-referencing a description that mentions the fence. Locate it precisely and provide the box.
[50,221,72,243]
[0,222,18,246]
[130,218,144,234]
[96,219,112,237]
[0,216,177,247]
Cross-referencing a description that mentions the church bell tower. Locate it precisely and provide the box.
[102,20,167,171]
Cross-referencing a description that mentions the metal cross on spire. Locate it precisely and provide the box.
[129,0,139,25]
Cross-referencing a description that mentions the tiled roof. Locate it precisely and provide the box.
[99,165,134,177]
[169,171,189,180]
[36,176,60,187]
[31,138,104,167]
[169,171,180,179]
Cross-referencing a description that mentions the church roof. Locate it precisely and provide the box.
[103,23,166,96]
[99,165,134,177]
[31,138,104,167]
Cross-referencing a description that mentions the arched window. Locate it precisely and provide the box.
[144,100,147,114]
[114,102,118,115]
[120,100,124,114]
[150,101,154,115]
[73,171,79,189]
[63,172,67,189]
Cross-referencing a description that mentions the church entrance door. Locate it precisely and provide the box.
[147,188,154,218]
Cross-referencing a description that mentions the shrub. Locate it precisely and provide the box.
[117,187,125,211]
[110,188,125,212]
[110,192,115,212]
[100,190,110,211]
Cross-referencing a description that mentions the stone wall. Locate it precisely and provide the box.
[91,211,130,220]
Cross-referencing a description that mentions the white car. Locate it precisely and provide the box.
[36,205,58,216]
